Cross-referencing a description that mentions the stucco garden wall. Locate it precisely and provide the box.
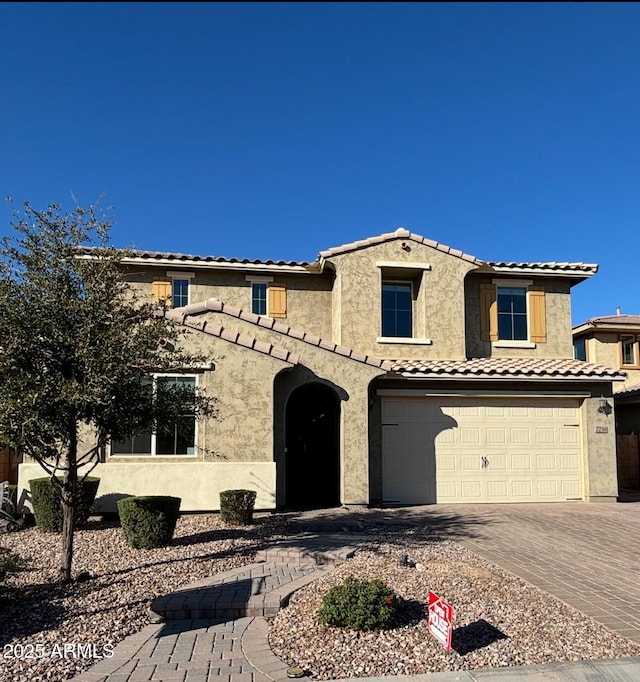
[17,461,276,513]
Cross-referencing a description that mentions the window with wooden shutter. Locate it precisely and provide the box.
[268,284,287,318]
[480,283,498,342]
[528,288,547,343]
[152,279,172,307]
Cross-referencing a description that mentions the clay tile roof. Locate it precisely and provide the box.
[614,382,640,399]
[318,228,482,265]
[386,357,625,381]
[165,309,300,365]
[584,314,640,326]
[75,245,312,269]
[486,261,599,275]
[178,298,393,372]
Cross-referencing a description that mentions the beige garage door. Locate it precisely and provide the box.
[382,397,582,504]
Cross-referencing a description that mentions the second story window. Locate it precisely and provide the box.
[172,279,189,308]
[382,282,412,338]
[251,282,267,315]
[621,335,639,367]
[497,286,527,341]
[574,337,587,361]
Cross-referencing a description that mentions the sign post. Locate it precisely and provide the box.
[428,591,453,650]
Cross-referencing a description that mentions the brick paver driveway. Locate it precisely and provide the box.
[434,500,640,644]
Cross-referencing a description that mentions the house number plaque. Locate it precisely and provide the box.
[595,426,608,434]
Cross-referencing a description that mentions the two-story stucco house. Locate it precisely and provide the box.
[18,228,626,511]
[573,313,640,490]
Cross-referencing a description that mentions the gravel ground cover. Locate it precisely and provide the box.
[0,513,291,682]
[269,532,640,679]
[1,516,640,682]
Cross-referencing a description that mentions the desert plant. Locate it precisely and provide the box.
[117,495,181,549]
[0,547,28,582]
[29,476,100,532]
[319,577,399,630]
[219,489,256,526]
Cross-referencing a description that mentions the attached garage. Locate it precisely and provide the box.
[381,396,583,504]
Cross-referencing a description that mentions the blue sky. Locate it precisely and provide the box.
[1,2,639,326]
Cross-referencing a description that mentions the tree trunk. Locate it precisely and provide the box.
[58,425,78,583]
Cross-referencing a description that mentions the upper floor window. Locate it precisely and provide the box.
[574,337,587,361]
[111,375,197,456]
[382,282,412,338]
[497,286,527,341]
[152,272,194,308]
[251,282,268,315]
[481,280,546,346]
[172,279,189,308]
[246,276,287,318]
[621,335,639,367]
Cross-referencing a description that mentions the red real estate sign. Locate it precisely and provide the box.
[428,591,453,650]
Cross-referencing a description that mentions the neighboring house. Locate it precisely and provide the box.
[18,228,626,511]
[573,313,640,489]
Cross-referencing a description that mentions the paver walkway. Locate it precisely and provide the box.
[71,500,640,681]
[71,537,356,682]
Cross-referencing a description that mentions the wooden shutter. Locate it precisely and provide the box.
[529,288,547,343]
[268,284,287,318]
[480,283,498,342]
[152,279,173,307]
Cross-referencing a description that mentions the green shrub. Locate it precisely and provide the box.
[219,489,256,526]
[29,477,100,533]
[117,496,181,549]
[318,577,399,630]
[0,547,28,582]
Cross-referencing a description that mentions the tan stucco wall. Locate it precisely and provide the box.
[585,332,640,390]
[326,239,478,359]
[185,310,385,506]
[17,461,276,513]
[465,276,574,359]
[580,393,618,502]
[125,266,334,340]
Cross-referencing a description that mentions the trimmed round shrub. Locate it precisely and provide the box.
[29,477,100,533]
[318,577,399,630]
[219,489,256,526]
[117,496,181,549]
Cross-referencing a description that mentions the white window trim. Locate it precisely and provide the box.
[377,337,433,345]
[109,373,199,459]
[376,261,432,271]
[494,340,536,349]
[381,279,415,340]
[166,271,196,279]
[492,279,533,344]
[245,275,274,283]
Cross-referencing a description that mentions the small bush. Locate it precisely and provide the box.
[0,547,28,582]
[219,489,256,526]
[117,496,181,549]
[29,477,100,533]
[319,577,399,630]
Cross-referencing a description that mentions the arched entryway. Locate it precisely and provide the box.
[284,383,340,510]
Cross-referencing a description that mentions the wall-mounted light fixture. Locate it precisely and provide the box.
[598,395,612,415]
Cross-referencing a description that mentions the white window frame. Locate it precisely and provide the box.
[492,278,536,348]
[166,271,195,308]
[109,373,199,458]
[246,275,274,316]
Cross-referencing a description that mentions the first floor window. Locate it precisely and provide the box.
[382,282,412,337]
[111,375,197,456]
[497,286,527,340]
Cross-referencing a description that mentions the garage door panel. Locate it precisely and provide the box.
[382,397,582,504]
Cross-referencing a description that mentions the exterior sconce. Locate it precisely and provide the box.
[598,396,612,416]
[158,338,175,352]
[400,241,411,251]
